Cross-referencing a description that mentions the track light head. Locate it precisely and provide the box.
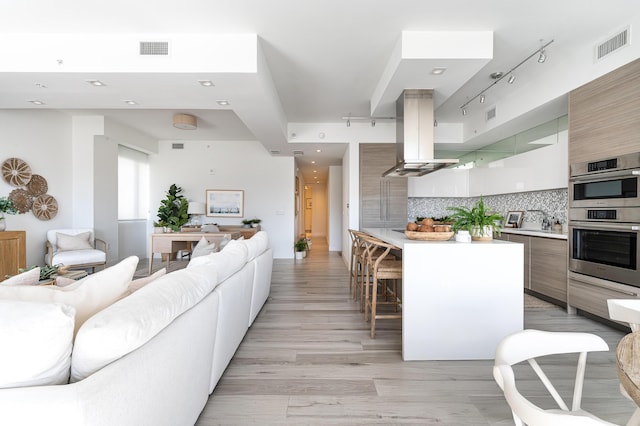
[480,94,485,104]
[508,74,516,84]
[346,119,350,127]
[371,119,376,127]
[538,48,546,63]
[462,108,467,116]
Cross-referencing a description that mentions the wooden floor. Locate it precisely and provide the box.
[194,238,637,425]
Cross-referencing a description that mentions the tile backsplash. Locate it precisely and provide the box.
[408,189,568,228]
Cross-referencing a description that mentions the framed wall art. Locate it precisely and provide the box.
[206,189,244,217]
[505,210,524,228]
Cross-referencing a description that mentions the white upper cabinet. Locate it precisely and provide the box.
[409,136,567,197]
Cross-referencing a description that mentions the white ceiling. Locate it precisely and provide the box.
[1,0,638,182]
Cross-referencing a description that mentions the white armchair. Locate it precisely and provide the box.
[45,228,107,273]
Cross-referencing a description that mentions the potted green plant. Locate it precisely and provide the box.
[242,219,252,228]
[0,196,18,232]
[294,238,308,259]
[250,218,261,228]
[155,184,189,232]
[447,196,503,241]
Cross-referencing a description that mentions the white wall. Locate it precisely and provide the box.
[310,183,327,238]
[328,165,342,251]
[149,140,294,259]
[0,110,74,266]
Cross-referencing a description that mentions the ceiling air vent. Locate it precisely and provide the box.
[139,41,169,56]
[269,150,281,155]
[595,27,630,61]
[293,150,304,156]
[171,143,184,150]
[486,107,497,122]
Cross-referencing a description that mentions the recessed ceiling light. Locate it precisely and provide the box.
[316,149,321,153]
[311,161,316,164]
[431,68,447,75]
[28,100,45,105]
[35,83,47,89]
[198,80,214,87]
[86,80,106,87]
[123,100,138,105]
[216,100,230,106]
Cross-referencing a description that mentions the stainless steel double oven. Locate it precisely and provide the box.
[569,152,640,288]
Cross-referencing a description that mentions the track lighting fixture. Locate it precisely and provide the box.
[459,39,553,115]
[341,115,394,127]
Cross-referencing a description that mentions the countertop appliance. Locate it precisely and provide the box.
[569,152,640,287]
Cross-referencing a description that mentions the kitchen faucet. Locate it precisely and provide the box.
[527,209,551,230]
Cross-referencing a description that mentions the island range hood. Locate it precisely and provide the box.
[382,89,458,177]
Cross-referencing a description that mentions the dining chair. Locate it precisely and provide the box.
[494,329,614,426]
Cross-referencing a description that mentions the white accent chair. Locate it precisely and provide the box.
[494,329,614,425]
[45,228,107,272]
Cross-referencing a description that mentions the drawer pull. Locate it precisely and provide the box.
[571,275,638,296]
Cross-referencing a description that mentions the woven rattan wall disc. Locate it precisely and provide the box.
[9,188,33,214]
[26,174,48,196]
[32,194,58,220]
[1,157,32,187]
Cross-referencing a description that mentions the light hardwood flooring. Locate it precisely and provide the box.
[191,238,637,425]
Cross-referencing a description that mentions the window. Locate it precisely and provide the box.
[118,145,149,220]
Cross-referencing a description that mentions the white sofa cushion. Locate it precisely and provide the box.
[56,232,92,251]
[192,236,217,258]
[187,238,248,282]
[0,256,138,333]
[129,267,166,293]
[244,231,268,261]
[0,300,75,388]
[71,264,220,381]
[0,267,40,286]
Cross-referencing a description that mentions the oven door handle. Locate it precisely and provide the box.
[570,221,640,231]
[570,169,640,183]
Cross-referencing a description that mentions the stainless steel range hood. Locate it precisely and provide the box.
[382,89,458,177]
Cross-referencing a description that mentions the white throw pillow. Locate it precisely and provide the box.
[0,267,40,286]
[0,256,138,333]
[71,264,219,381]
[129,267,167,293]
[0,300,75,388]
[56,232,92,251]
[192,236,217,258]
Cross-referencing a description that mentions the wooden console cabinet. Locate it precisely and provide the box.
[0,231,26,281]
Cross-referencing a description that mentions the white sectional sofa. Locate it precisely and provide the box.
[0,231,273,426]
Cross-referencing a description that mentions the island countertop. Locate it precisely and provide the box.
[360,227,523,361]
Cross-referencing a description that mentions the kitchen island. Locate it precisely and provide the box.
[363,228,523,361]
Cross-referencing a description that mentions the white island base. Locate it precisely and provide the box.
[363,229,524,361]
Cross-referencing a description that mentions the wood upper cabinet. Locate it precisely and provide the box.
[530,237,567,303]
[0,231,26,281]
[359,144,407,228]
[569,58,640,164]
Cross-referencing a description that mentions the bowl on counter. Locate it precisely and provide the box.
[405,230,454,241]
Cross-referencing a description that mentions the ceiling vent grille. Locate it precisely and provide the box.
[486,107,497,122]
[596,27,629,60]
[293,150,304,156]
[139,41,169,56]
[269,150,281,155]
[171,143,184,150]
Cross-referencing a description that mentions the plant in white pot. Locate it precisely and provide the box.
[294,238,308,259]
[0,196,18,232]
[448,196,503,241]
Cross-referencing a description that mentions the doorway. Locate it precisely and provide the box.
[304,185,312,238]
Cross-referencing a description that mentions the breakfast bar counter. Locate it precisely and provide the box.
[362,228,524,361]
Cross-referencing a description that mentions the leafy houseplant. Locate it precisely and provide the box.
[155,184,189,232]
[0,196,18,231]
[294,238,308,252]
[447,196,503,241]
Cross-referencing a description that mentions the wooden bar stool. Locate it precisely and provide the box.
[347,229,363,298]
[356,233,395,313]
[361,235,402,338]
